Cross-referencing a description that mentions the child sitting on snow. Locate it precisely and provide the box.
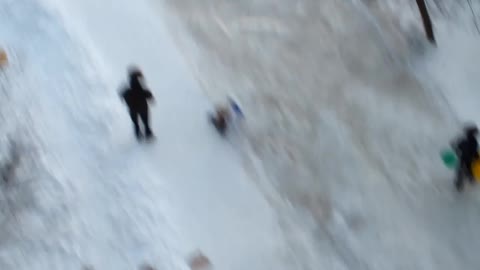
[209,97,244,136]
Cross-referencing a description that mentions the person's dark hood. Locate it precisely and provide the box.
[464,125,479,139]
[127,66,144,90]
[129,73,143,91]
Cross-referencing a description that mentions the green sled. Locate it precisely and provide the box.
[441,149,458,170]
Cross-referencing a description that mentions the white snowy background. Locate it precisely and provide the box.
[0,0,479,269]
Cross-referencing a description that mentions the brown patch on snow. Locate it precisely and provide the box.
[188,251,212,270]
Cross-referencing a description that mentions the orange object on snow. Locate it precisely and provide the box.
[472,158,480,182]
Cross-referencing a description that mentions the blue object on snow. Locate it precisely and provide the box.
[229,99,244,118]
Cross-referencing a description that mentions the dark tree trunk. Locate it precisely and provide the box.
[416,0,436,44]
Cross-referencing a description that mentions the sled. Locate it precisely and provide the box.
[441,149,480,182]
[440,148,458,170]
[472,159,480,181]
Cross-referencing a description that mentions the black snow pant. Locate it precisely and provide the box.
[129,109,152,138]
[455,158,475,191]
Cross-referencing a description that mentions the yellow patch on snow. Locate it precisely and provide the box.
[472,159,480,182]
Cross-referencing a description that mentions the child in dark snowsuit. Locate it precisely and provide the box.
[121,67,155,140]
[452,125,479,191]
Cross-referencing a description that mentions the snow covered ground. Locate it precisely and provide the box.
[0,0,295,269]
[364,0,480,127]
[420,17,480,128]
[164,0,480,269]
[1,0,480,269]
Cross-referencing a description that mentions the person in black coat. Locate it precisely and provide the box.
[452,125,479,191]
[121,67,154,140]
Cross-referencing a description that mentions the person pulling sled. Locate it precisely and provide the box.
[451,124,479,191]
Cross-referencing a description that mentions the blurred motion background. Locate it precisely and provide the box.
[1,0,480,269]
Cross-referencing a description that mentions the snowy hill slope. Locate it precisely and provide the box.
[0,0,296,269]
[163,0,480,269]
[1,0,480,269]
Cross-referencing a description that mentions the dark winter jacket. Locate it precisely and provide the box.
[455,134,479,164]
[121,74,153,112]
